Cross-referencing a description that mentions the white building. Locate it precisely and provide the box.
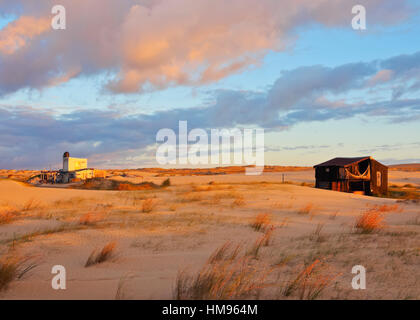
[63,152,88,172]
[60,152,95,183]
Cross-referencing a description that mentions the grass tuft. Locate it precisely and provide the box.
[207,242,242,264]
[355,208,386,234]
[0,256,37,291]
[250,213,271,232]
[173,258,271,300]
[85,242,117,267]
[282,259,338,300]
[79,212,103,226]
[298,203,314,215]
[142,199,156,213]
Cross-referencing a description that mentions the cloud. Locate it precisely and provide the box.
[0,16,50,54]
[0,0,416,95]
[1,49,420,168]
[367,69,393,86]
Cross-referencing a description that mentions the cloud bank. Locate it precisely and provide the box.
[1,51,419,168]
[0,0,414,95]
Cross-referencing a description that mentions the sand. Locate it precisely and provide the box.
[0,170,419,300]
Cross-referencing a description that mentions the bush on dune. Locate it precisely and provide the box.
[74,177,171,191]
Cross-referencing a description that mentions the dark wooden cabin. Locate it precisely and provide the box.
[314,157,388,196]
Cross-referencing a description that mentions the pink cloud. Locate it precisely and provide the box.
[368,69,394,86]
[0,16,50,54]
[0,0,415,95]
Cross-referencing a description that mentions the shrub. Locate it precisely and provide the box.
[0,209,17,225]
[76,178,159,191]
[250,213,271,232]
[85,242,117,267]
[161,178,171,187]
[142,199,156,213]
[298,203,314,215]
[231,196,245,207]
[0,256,37,291]
[79,212,103,226]
[355,209,385,233]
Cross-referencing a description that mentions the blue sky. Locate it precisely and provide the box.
[0,0,419,169]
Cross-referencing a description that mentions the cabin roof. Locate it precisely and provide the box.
[314,157,371,168]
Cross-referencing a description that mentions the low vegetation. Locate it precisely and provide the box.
[0,256,37,291]
[247,227,274,258]
[298,203,314,215]
[0,209,18,225]
[142,199,157,213]
[79,212,103,226]
[75,178,171,191]
[355,210,385,234]
[282,259,338,300]
[250,213,272,232]
[174,242,272,300]
[85,242,117,267]
[387,184,420,201]
[207,242,242,264]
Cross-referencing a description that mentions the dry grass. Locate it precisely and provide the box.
[85,242,117,267]
[271,201,293,210]
[279,217,290,228]
[309,223,327,243]
[207,242,242,264]
[213,191,240,200]
[76,178,159,191]
[53,197,88,208]
[247,227,274,258]
[250,213,271,232]
[0,206,18,225]
[388,185,420,200]
[282,259,339,300]
[406,214,420,226]
[173,238,280,299]
[115,274,131,300]
[0,256,37,291]
[79,212,103,226]
[174,257,271,300]
[178,192,203,203]
[168,203,178,212]
[142,199,156,213]
[21,199,42,211]
[355,208,386,234]
[329,211,339,220]
[231,195,245,207]
[1,224,82,246]
[368,204,402,214]
[192,184,234,192]
[298,203,314,215]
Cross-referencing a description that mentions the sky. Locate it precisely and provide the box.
[0,0,419,169]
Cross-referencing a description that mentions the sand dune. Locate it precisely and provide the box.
[0,171,419,300]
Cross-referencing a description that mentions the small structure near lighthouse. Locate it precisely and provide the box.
[37,152,98,184]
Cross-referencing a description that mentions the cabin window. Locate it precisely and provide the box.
[377,171,381,187]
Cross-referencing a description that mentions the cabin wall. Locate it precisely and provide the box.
[370,160,388,195]
[315,166,347,191]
